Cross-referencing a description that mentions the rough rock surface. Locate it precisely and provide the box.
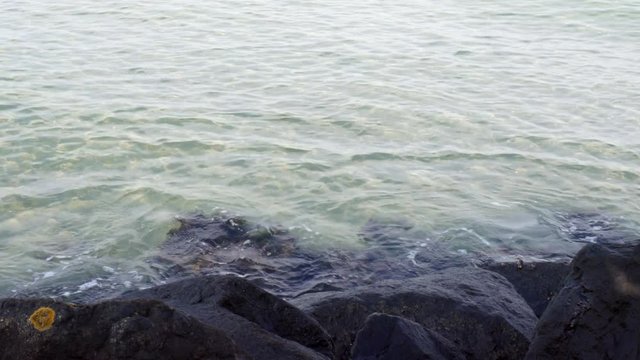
[0,298,245,360]
[481,259,571,317]
[351,313,465,360]
[292,267,537,360]
[526,241,640,360]
[122,274,332,360]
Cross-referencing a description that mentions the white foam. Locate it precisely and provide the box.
[78,279,99,291]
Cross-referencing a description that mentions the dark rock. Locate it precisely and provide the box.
[0,298,246,360]
[526,241,640,360]
[480,259,571,317]
[122,274,332,360]
[351,313,465,360]
[292,267,536,360]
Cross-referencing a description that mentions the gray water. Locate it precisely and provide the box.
[1,0,639,298]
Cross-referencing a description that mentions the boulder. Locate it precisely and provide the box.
[292,267,537,360]
[480,259,570,317]
[526,241,640,359]
[121,275,332,360]
[351,313,465,360]
[0,298,246,360]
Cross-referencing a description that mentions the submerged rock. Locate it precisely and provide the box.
[0,298,246,360]
[292,267,537,360]
[526,240,640,359]
[158,214,341,296]
[166,214,298,258]
[358,218,416,247]
[122,274,332,360]
[555,212,635,245]
[351,313,465,360]
[157,215,481,298]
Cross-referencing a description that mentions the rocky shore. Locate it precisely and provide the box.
[1,214,639,359]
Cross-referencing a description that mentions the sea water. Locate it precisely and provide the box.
[1,0,639,298]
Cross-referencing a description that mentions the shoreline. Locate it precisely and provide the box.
[1,215,638,359]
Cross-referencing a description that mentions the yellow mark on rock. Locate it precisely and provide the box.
[29,307,56,331]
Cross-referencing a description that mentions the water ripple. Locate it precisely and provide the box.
[1,0,639,297]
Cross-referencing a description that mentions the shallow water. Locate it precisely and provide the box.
[1,0,639,298]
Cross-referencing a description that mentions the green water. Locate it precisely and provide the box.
[1,0,639,297]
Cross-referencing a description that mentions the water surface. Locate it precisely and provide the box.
[1,0,639,298]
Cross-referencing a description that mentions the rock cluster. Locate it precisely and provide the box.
[1,214,639,359]
[291,267,537,360]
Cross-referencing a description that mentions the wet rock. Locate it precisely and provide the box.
[122,274,332,360]
[0,298,245,360]
[414,243,478,270]
[294,283,344,298]
[480,259,571,317]
[358,218,416,246]
[292,267,536,360]
[147,255,190,280]
[526,241,640,360]
[351,313,465,360]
